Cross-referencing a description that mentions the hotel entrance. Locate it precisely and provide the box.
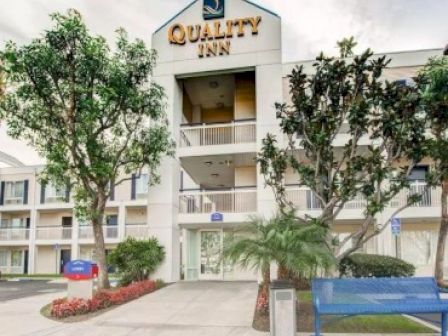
[199,230,222,280]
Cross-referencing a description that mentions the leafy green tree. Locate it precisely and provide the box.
[0,10,174,288]
[258,40,426,260]
[420,55,448,285]
[224,213,333,296]
[108,237,165,286]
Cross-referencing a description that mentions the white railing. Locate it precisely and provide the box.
[44,196,66,204]
[3,197,24,205]
[125,224,149,239]
[79,225,119,239]
[179,121,256,148]
[390,183,441,208]
[285,184,441,210]
[0,228,29,241]
[36,226,72,240]
[179,189,257,214]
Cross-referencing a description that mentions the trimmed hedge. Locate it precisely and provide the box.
[339,253,415,278]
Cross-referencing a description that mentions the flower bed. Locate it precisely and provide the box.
[51,280,157,319]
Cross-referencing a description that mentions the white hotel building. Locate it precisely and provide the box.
[0,0,445,281]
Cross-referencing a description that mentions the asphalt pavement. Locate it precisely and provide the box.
[0,280,65,302]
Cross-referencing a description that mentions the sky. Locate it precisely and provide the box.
[0,0,447,166]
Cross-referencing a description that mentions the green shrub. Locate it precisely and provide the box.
[108,237,165,286]
[339,253,415,278]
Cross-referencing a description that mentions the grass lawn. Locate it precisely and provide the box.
[0,273,63,280]
[253,290,436,333]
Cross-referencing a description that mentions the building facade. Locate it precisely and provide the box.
[0,0,445,281]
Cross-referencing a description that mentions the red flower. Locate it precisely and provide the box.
[50,280,158,318]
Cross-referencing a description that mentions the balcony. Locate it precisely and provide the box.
[36,226,72,240]
[179,120,256,156]
[0,228,29,241]
[78,225,119,240]
[125,224,149,239]
[179,188,257,224]
[285,184,441,212]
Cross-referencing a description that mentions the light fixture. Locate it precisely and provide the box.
[216,102,224,109]
[204,161,213,166]
[224,160,233,167]
[211,173,219,178]
[209,81,219,89]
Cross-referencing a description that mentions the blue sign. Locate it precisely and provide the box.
[64,260,95,280]
[391,217,401,236]
[211,212,224,222]
[203,0,225,20]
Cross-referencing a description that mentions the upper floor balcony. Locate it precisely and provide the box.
[285,182,442,220]
[178,187,257,224]
[0,228,29,242]
[78,225,119,241]
[125,223,149,239]
[179,120,257,157]
[35,226,72,241]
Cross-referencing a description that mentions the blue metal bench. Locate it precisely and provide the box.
[312,277,448,336]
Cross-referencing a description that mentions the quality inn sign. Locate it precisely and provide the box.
[168,0,262,58]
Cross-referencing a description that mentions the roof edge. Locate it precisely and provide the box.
[154,0,198,35]
[243,0,280,18]
[153,0,280,36]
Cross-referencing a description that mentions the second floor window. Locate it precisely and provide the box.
[46,184,66,202]
[2,180,28,205]
[132,174,149,200]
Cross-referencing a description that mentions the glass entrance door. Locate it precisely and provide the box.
[199,230,222,280]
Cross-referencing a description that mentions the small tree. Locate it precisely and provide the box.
[224,213,333,296]
[108,237,165,286]
[259,39,426,260]
[0,10,174,288]
[420,55,448,285]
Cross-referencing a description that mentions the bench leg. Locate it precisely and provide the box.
[314,311,321,336]
[443,312,447,336]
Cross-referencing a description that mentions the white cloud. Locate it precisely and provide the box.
[0,0,446,165]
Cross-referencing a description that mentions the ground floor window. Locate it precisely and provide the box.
[0,250,7,267]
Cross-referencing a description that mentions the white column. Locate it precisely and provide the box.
[148,74,182,282]
[118,204,126,240]
[71,216,79,260]
[28,209,37,274]
[256,63,283,218]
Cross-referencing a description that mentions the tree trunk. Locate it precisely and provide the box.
[277,263,289,280]
[92,192,110,289]
[435,180,448,286]
[261,264,271,295]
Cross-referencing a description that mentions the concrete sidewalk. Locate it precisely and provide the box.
[0,281,439,336]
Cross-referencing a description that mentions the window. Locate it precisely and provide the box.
[4,181,24,204]
[10,250,23,267]
[45,184,66,203]
[0,251,7,267]
[0,218,25,228]
[135,174,149,198]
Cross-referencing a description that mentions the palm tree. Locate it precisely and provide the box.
[224,212,334,295]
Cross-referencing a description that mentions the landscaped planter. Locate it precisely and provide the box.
[50,280,159,319]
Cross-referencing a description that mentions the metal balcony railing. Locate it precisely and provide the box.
[36,226,72,240]
[179,120,256,148]
[78,225,119,239]
[179,188,257,214]
[0,228,29,241]
[125,224,149,239]
[285,183,441,210]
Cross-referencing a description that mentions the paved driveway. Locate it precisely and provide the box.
[1,281,263,336]
[0,280,65,301]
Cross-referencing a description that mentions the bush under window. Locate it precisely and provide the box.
[108,237,165,286]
